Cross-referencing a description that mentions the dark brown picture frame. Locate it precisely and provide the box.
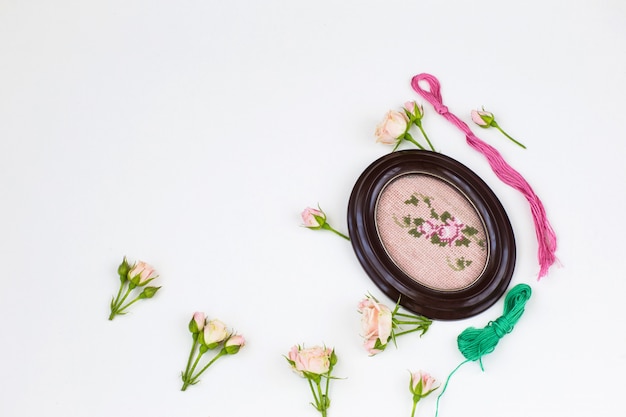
[347,150,516,320]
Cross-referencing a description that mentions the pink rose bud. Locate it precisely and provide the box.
[374,110,409,145]
[202,319,229,348]
[410,370,438,397]
[224,334,245,354]
[189,312,206,334]
[403,101,424,121]
[471,108,526,149]
[471,109,494,127]
[301,207,326,229]
[128,261,158,286]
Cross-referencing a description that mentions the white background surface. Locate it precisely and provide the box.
[1,1,625,416]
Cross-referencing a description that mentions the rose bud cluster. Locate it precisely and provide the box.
[109,257,161,320]
[375,101,435,151]
[181,311,245,391]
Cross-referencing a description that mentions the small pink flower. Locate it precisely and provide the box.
[404,101,424,121]
[189,312,206,333]
[225,334,245,354]
[203,319,229,346]
[357,297,393,355]
[288,345,333,375]
[128,261,158,286]
[301,207,326,229]
[471,109,494,127]
[410,370,438,397]
[375,110,409,145]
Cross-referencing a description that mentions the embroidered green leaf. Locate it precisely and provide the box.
[404,195,419,206]
[478,239,485,248]
[409,228,422,238]
[455,236,471,247]
[456,258,466,269]
[430,208,439,220]
[440,211,452,222]
[423,196,432,207]
[403,216,412,226]
[430,234,446,247]
[413,217,425,226]
[462,226,478,236]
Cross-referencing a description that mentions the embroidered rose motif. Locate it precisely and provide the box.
[436,218,464,245]
[394,193,485,271]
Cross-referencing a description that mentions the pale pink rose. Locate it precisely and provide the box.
[289,345,332,375]
[225,334,245,354]
[471,109,493,127]
[375,110,409,145]
[203,319,229,345]
[363,337,383,356]
[357,298,393,353]
[301,207,326,228]
[410,370,438,396]
[128,261,158,285]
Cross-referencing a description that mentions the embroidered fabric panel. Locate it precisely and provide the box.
[375,174,488,291]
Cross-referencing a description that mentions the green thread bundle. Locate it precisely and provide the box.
[435,283,532,417]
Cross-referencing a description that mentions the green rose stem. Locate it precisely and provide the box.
[392,312,432,338]
[492,122,526,149]
[308,379,322,415]
[181,337,199,383]
[413,121,436,152]
[109,285,160,319]
[182,349,227,390]
[321,223,350,241]
[109,284,133,320]
[410,398,419,417]
[401,132,426,151]
[181,347,205,391]
[307,376,329,417]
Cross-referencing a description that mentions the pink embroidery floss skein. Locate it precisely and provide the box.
[411,73,558,279]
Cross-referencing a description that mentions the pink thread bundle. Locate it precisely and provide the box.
[410,73,558,279]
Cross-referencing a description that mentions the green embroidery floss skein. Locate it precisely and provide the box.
[435,283,532,417]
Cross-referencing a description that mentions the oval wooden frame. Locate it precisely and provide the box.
[347,150,516,320]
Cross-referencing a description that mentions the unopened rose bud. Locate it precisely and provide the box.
[224,334,245,354]
[471,108,526,149]
[471,109,494,127]
[128,261,158,287]
[138,286,161,299]
[410,370,438,398]
[301,207,326,229]
[117,257,131,282]
[189,312,206,334]
[403,101,424,122]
